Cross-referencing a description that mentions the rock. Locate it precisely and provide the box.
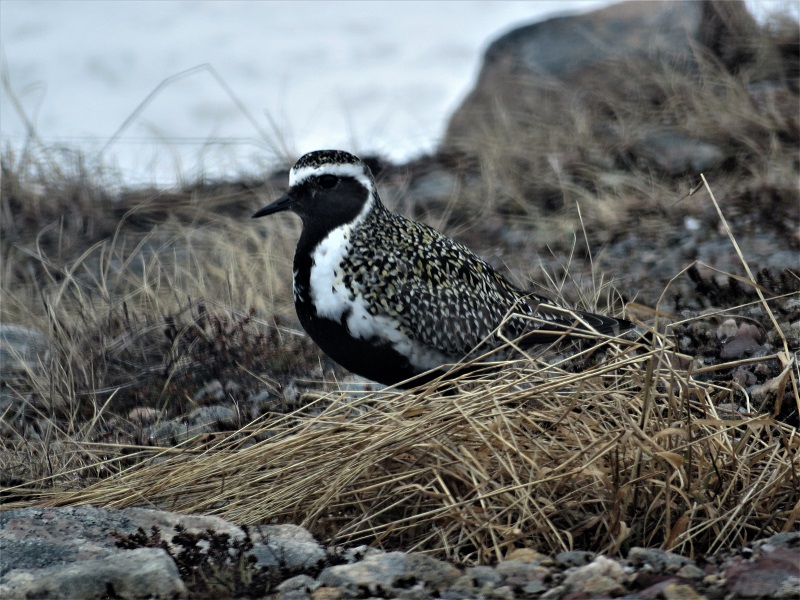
[311,587,344,600]
[250,524,326,570]
[127,406,160,424]
[732,367,757,388]
[627,546,695,573]
[276,573,319,596]
[719,335,762,359]
[483,585,515,599]
[0,324,48,377]
[146,404,240,444]
[341,544,385,563]
[0,547,186,599]
[407,169,459,205]
[0,506,330,599]
[716,319,739,341]
[523,579,549,594]
[539,585,568,599]
[186,404,239,429]
[317,551,461,595]
[562,555,629,596]
[724,547,800,598]
[494,558,550,583]
[0,506,246,577]
[756,532,800,550]
[283,380,302,405]
[465,565,502,587]
[505,547,548,562]
[662,581,706,599]
[629,129,726,175]
[676,563,707,580]
[0,503,797,599]
[442,1,760,176]
[556,550,596,568]
[192,379,225,403]
[716,322,765,359]
[449,573,479,593]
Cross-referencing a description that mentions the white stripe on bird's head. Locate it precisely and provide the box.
[289,153,375,196]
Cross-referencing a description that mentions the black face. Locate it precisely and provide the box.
[252,172,371,244]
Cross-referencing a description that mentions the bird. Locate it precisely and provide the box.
[252,149,633,388]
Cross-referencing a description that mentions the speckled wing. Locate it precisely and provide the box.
[353,215,530,357]
[394,261,628,357]
[400,279,520,358]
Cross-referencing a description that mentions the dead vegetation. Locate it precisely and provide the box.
[1,174,798,561]
[1,2,798,566]
[3,308,798,564]
[439,6,799,261]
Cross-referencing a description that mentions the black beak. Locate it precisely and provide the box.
[252,193,295,218]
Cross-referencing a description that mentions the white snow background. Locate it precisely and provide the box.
[0,0,792,186]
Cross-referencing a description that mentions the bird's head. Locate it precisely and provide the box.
[252,150,379,235]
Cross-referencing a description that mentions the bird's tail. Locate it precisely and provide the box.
[512,300,635,346]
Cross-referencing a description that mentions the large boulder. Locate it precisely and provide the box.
[441,0,769,175]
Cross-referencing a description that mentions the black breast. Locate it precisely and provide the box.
[291,245,443,388]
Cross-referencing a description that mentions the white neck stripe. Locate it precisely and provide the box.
[351,189,375,228]
[289,163,373,193]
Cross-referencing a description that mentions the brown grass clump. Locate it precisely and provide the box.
[441,10,799,261]
[3,169,794,561]
[6,315,795,563]
[1,5,797,564]
[2,140,798,567]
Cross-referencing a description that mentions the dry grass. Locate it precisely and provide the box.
[1,5,797,564]
[5,318,798,564]
[444,14,799,258]
[3,154,796,562]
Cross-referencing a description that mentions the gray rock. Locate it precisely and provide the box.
[630,130,727,175]
[342,543,385,563]
[556,549,595,568]
[756,532,800,550]
[494,558,549,582]
[276,573,319,597]
[539,585,568,600]
[250,524,326,570]
[489,1,703,78]
[147,418,188,444]
[0,506,131,575]
[444,1,708,150]
[449,573,478,592]
[0,507,336,598]
[408,170,459,204]
[482,585,515,599]
[186,404,239,429]
[465,564,502,587]
[0,547,186,599]
[676,563,707,580]
[192,379,225,403]
[0,506,246,576]
[627,546,695,572]
[0,324,48,377]
[562,555,629,596]
[442,0,761,180]
[317,551,461,595]
[523,579,548,594]
[248,388,282,414]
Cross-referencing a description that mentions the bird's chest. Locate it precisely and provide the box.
[293,226,412,342]
[294,225,376,336]
[305,227,353,316]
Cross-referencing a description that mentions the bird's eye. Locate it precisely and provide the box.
[318,174,338,189]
